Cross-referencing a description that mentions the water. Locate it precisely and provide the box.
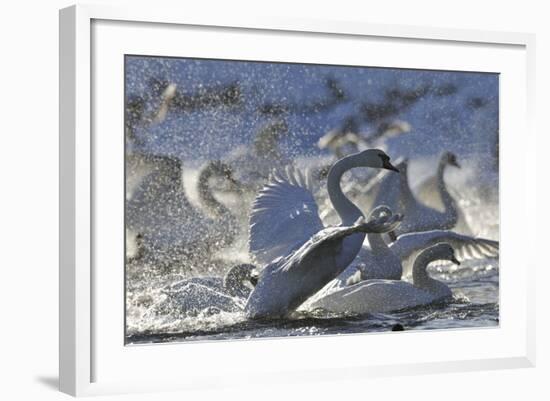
[126,259,498,344]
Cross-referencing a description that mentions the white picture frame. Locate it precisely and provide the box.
[59,4,536,397]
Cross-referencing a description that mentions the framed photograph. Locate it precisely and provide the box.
[59,4,536,397]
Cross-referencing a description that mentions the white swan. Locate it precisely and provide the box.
[196,160,241,237]
[161,264,258,314]
[306,208,499,304]
[308,243,459,315]
[412,154,473,234]
[126,155,241,265]
[244,149,401,319]
[371,152,461,235]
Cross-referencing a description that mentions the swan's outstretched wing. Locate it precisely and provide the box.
[249,166,324,265]
[391,230,499,262]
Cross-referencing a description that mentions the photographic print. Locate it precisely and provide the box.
[125,55,499,344]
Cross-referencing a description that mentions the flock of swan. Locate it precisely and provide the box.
[127,142,499,327]
[244,148,497,319]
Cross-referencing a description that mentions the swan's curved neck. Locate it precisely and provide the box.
[437,161,458,218]
[327,156,364,225]
[412,249,452,300]
[412,249,439,290]
[197,165,232,219]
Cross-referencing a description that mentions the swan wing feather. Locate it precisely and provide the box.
[391,230,499,262]
[279,213,402,274]
[249,166,324,265]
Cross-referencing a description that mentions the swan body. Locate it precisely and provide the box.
[245,149,400,319]
[308,243,459,315]
[162,264,258,314]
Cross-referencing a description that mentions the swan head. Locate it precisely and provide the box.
[353,149,399,172]
[368,205,394,220]
[442,151,461,169]
[359,209,403,233]
[368,205,401,240]
[429,243,460,265]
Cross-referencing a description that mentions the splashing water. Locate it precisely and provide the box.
[124,56,499,344]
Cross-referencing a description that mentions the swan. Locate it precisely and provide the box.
[371,152,462,235]
[305,208,499,305]
[412,154,473,234]
[126,155,242,265]
[196,160,241,239]
[244,149,401,319]
[307,243,460,315]
[161,264,258,314]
